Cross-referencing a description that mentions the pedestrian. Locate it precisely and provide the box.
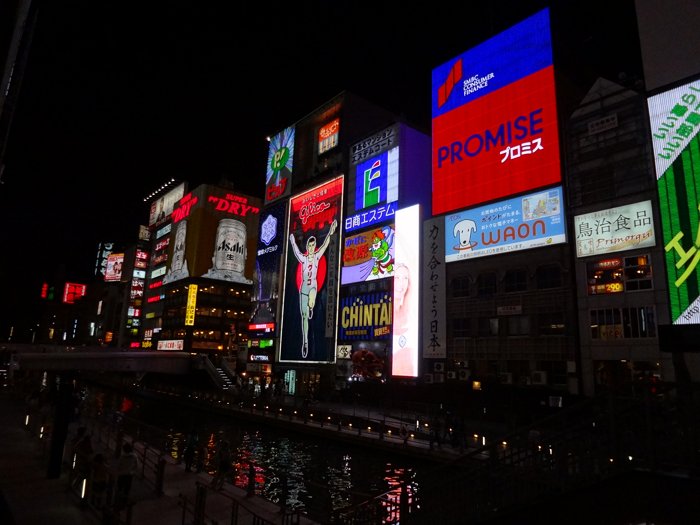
[195,441,207,473]
[115,442,140,505]
[89,453,110,509]
[210,440,232,491]
[400,424,408,445]
[183,431,198,472]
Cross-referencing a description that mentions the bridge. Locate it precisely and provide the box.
[2,343,194,374]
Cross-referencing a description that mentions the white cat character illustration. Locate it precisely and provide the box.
[453,218,477,251]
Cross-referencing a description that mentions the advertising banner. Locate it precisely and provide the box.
[337,290,393,341]
[574,200,656,258]
[392,204,420,378]
[280,176,344,363]
[341,224,396,285]
[431,8,560,215]
[422,216,446,359]
[353,147,399,212]
[648,79,700,324]
[253,201,287,303]
[148,182,186,226]
[162,185,261,285]
[104,253,124,282]
[265,126,294,204]
[444,186,566,263]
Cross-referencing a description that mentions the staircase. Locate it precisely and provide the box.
[214,367,234,390]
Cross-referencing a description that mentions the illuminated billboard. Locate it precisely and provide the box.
[104,253,124,282]
[574,200,656,258]
[253,201,287,303]
[148,182,186,226]
[392,204,420,378]
[338,290,393,341]
[318,118,340,155]
[265,126,294,205]
[354,147,399,212]
[162,185,261,285]
[341,224,395,285]
[431,8,561,215]
[63,282,87,304]
[444,186,566,263]
[280,176,343,363]
[648,79,700,324]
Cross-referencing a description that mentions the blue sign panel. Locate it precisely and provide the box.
[444,185,566,262]
[344,202,397,234]
[431,8,553,119]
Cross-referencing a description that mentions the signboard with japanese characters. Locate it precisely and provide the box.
[648,78,700,324]
[574,200,656,258]
[444,185,566,262]
[422,217,446,359]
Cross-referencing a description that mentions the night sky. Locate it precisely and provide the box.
[0,0,642,338]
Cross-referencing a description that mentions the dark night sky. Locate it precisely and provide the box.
[0,0,643,336]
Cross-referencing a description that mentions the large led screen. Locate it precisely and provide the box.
[648,79,700,324]
[392,204,420,378]
[445,186,566,263]
[574,200,656,258]
[280,176,344,363]
[431,8,561,215]
[265,126,294,205]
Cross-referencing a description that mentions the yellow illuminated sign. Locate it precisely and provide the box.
[185,284,198,326]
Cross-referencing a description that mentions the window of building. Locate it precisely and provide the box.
[590,306,656,339]
[536,264,562,289]
[538,312,566,335]
[507,315,530,335]
[452,318,471,337]
[477,272,497,297]
[587,255,652,295]
[504,269,527,293]
[478,317,499,336]
[451,276,470,298]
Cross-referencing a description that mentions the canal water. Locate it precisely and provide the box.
[83,383,430,518]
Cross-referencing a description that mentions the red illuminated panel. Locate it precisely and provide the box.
[63,282,87,304]
[432,66,560,215]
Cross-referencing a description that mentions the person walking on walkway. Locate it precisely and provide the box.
[115,442,140,506]
[210,439,233,491]
[183,431,198,472]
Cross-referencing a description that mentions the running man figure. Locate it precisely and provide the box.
[289,219,337,357]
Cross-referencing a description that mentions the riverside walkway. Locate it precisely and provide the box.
[0,384,496,525]
[0,391,320,525]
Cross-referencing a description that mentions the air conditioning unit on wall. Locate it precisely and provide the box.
[434,362,445,373]
[446,371,457,380]
[531,370,548,385]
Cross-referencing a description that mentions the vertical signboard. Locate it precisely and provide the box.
[431,8,560,215]
[265,126,295,205]
[252,201,287,306]
[422,217,446,359]
[392,204,420,377]
[648,79,700,324]
[280,176,344,362]
[185,284,198,326]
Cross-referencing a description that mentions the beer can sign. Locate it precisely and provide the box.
[213,218,246,273]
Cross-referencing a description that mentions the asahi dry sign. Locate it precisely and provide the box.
[163,184,261,285]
